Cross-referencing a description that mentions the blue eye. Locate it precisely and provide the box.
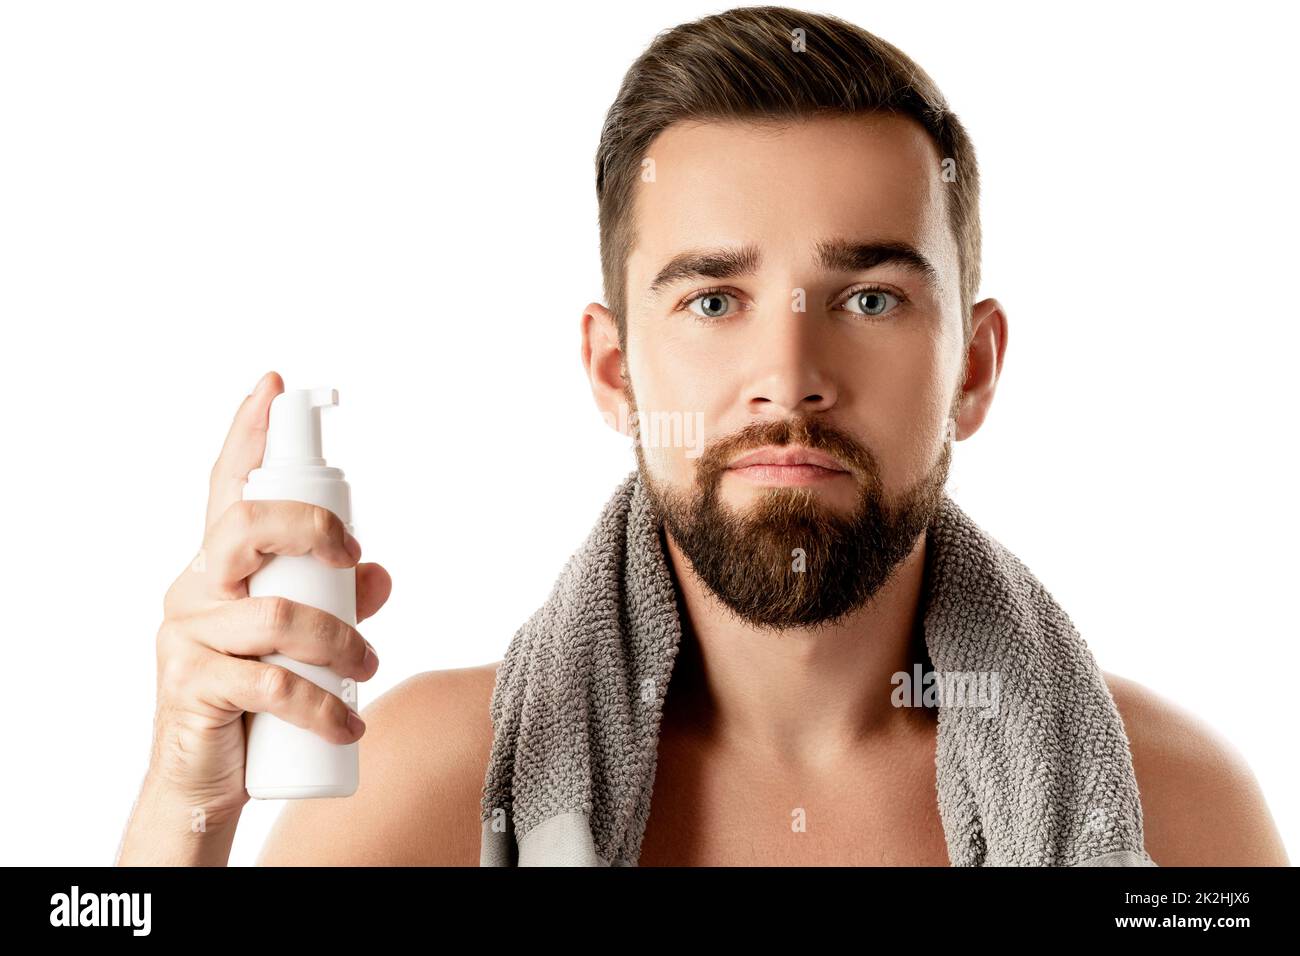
[684,289,736,321]
[842,286,902,318]
[677,284,905,322]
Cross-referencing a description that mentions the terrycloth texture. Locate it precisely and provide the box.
[479,469,1157,867]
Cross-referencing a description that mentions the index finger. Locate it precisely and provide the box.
[205,371,284,533]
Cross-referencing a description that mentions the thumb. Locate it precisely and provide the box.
[204,371,284,534]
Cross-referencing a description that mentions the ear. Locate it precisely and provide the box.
[953,297,1008,441]
[581,301,632,436]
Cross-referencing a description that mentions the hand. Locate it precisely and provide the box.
[148,371,393,820]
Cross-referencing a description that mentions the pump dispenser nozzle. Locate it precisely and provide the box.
[264,387,338,466]
[245,385,352,530]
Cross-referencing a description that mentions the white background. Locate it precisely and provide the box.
[1,1,1295,866]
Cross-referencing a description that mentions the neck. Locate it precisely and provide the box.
[659,524,933,771]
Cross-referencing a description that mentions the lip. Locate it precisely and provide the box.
[726,445,850,472]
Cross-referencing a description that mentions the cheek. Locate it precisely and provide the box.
[854,344,951,485]
[627,343,718,484]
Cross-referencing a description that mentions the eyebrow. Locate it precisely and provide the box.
[645,238,942,299]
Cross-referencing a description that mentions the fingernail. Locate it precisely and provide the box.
[363,644,379,672]
[343,531,362,561]
[347,711,366,737]
[249,372,268,396]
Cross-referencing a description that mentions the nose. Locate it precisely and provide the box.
[744,307,839,416]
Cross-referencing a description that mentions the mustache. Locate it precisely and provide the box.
[694,416,879,485]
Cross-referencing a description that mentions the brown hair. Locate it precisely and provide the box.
[595,5,981,352]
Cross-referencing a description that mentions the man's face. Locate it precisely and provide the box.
[617,112,969,629]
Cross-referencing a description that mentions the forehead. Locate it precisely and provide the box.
[627,112,955,291]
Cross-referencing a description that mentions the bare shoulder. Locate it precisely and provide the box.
[1102,670,1290,866]
[256,660,501,866]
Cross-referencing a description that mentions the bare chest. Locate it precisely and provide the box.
[637,718,951,867]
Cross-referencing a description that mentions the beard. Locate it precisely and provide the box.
[631,393,955,632]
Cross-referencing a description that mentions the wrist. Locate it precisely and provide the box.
[142,771,247,831]
[117,773,246,866]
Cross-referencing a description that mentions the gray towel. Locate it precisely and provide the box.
[479,469,1157,867]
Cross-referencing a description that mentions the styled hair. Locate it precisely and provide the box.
[595,5,981,351]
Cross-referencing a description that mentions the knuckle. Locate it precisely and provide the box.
[227,498,257,535]
[351,630,369,668]
[253,595,294,636]
[313,688,345,729]
[162,565,198,618]
[162,579,181,618]
[158,641,197,692]
[351,631,373,672]
[257,663,295,704]
[309,609,337,649]
[325,609,353,648]
[310,504,339,542]
[155,619,178,655]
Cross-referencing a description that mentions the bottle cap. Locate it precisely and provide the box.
[244,385,352,528]
[264,387,338,466]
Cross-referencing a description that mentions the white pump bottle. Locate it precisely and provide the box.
[242,386,359,799]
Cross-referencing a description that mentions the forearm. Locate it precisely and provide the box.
[116,774,244,866]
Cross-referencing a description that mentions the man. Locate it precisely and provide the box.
[120,6,1288,866]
